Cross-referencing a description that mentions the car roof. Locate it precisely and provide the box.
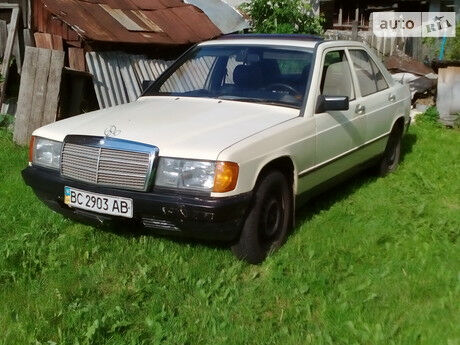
[199,34,365,50]
[200,34,320,49]
[216,33,324,42]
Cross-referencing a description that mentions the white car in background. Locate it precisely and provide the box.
[23,34,411,264]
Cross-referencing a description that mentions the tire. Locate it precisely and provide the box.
[231,171,292,264]
[378,125,403,176]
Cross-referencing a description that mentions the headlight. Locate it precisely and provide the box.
[155,158,238,193]
[31,136,62,170]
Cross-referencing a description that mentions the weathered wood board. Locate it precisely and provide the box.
[0,5,19,105]
[68,47,85,71]
[34,32,64,51]
[13,47,65,146]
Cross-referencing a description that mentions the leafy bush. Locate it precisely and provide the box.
[422,25,460,61]
[416,106,441,126]
[0,113,14,128]
[241,0,324,35]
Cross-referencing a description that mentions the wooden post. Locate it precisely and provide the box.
[352,21,359,41]
[0,5,20,106]
[0,20,7,57]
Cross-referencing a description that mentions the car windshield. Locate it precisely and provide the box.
[144,45,313,108]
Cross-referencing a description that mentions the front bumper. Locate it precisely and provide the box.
[22,166,251,241]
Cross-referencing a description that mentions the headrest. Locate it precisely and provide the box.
[322,61,354,99]
[233,64,263,88]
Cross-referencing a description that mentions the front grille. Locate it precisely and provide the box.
[61,137,156,191]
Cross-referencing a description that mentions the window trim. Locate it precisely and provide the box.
[347,48,390,98]
[314,48,356,114]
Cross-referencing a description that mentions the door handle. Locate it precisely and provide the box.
[355,104,365,115]
[388,94,396,102]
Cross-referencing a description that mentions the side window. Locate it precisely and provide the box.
[349,50,388,97]
[320,50,355,100]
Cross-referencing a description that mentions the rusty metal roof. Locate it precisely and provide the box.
[39,0,224,44]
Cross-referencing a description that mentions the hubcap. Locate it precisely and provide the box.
[387,136,400,167]
[260,195,283,241]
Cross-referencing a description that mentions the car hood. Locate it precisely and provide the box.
[33,96,299,160]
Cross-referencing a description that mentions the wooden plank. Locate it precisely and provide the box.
[0,7,20,105]
[351,21,358,41]
[67,40,82,48]
[13,46,38,145]
[68,47,85,71]
[23,28,35,47]
[11,23,22,74]
[19,0,31,29]
[0,20,7,59]
[27,48,52,139]
[41,49,64,125]
[0,4,20,9]
[34,0,44,32]
[34,32,53,49]
[34,32,63,51]
[51,34,63,51]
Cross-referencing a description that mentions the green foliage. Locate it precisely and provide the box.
[445,25,460,60]
[423,25,460,61]
[0,123,459,344]
[415,106,441,126]
[0,113,14,128]
[241,0,324,35]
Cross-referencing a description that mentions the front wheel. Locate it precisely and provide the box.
[231,171,292,264]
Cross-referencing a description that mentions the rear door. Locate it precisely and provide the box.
[348,49,398,143]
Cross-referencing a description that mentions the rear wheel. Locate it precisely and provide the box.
[378,125,403,176]
[231,171,292,264]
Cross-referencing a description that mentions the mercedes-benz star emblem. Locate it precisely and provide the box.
[104,125,121,137]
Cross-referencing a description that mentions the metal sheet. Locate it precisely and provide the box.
[385,53,434,76]
[87,51,213,109]
[183,0,249,34]
[100,4,147,31]
[40,0,223,44]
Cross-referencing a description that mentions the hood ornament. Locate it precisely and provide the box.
[104,125,121,137]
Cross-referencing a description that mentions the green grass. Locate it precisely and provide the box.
[0,120,459,345]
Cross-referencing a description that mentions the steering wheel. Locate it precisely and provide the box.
[266,83,299,96]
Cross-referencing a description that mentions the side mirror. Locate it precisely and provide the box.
[316,95,349,113]
[141,80,155,93]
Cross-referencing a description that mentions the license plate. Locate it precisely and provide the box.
[64,186,133,218]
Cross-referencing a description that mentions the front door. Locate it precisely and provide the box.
[309,49,366,187]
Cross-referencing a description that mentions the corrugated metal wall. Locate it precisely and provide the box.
[86,51,216,109]
[86,52,171,109]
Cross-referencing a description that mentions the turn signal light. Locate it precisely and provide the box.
[213,161,239,193]
[28,136,35,163]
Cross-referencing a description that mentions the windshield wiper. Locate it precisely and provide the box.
[215,95,299,109]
